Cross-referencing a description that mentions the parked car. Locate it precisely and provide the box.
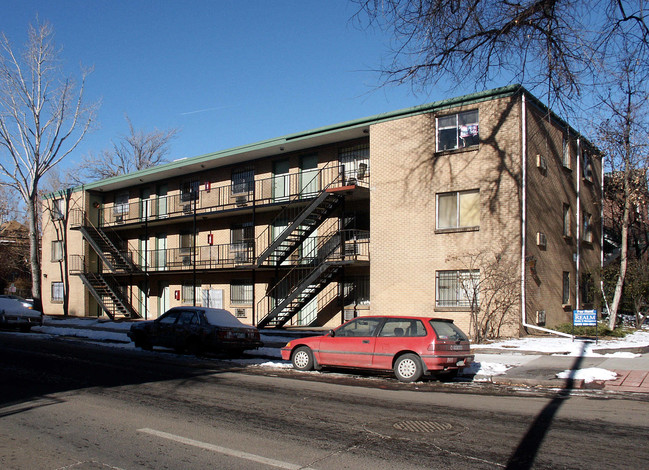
[0,296,42,332]
[281,316,473,382]
[128,307,263,355]
[0,295,35,309]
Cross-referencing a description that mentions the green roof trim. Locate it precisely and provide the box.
[55,84,527,195]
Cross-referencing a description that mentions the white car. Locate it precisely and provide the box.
[0,297,42,332]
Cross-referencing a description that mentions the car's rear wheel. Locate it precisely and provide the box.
[292,346,314,371]
[394,354,423,382]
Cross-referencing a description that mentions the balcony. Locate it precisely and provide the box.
[72,162,369,229]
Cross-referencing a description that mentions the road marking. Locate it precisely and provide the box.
[138,428,315,469]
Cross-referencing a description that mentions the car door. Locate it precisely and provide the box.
[174,310,199,349]
[317,317,383,368]
[373,318,428,369]
[154,310,181,347]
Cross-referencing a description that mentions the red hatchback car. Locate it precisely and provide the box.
[281,316,474,382]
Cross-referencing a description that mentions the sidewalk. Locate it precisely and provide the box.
[473,346,649,393]
[33,316,649,394]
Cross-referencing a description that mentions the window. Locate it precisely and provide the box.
[378,318,426,337]
[429,320,469,341]
[581,273,594,305]
[437,110,479,151]
[437,190,480,229]
[51,282,64,303]
[178,310,200,325]
[231,222,253,246]
[343,276,370,305]
[180,232,194,255]
[436,270,479,308]
[562,135,571,169]
[562,204,572,237]
[231,222,253,262]
[51,240,63,262]
[52,198,65,220]
[339,144,370,182]
[335,317,383,337]
[562,271,571,305]
[114,191,129,216]
[231,281,253,304]
[582,211,593,243]
[232,168,254,194]
[182,283,201,304]
[181,180,199,202]
[582,149,594,181]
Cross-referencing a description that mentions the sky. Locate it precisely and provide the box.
[1,0,452,171]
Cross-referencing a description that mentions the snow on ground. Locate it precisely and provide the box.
[462,361,511,378]
[24,318,648,382]
[556,368,618,383]
[476,328,649,357]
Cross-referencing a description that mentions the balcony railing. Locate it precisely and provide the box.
[79,162,368,228]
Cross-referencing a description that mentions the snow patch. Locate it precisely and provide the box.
[556,368,617,383]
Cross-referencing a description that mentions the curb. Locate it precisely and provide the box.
[491,375,585,389]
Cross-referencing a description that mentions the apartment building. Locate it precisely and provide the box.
[41,85,602,338]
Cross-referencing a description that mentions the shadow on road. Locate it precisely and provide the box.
[505,341,587,469]
[0,333,245,414]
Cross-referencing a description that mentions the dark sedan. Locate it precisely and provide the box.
[128,307,263,355]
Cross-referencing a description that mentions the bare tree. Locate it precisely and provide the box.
[353,0,649,114]
[0,184,24,224]
[0,21,96,311]
[596,47,649,329]
[77,115,178,182]
[447,248,520,342]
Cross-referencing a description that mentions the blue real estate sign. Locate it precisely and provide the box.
[573,309,597,326]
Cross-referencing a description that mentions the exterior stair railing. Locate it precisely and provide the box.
[256,229,369,328]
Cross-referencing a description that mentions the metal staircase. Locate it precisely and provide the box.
[71,213,141,318]
[79,224,137,273]
[256,190,344,267]
[257,230,364,328]
[77,272,138,319]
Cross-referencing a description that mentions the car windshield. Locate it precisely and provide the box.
[203,309,251,328]
[429,320,469,341]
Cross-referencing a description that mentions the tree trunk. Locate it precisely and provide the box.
[608,170,632,329]
[27,195,42,312]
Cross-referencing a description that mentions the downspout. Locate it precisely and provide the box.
[520,93,573,338]
[576,138,581,309]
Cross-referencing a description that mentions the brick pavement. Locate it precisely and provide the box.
[604,370,649,392]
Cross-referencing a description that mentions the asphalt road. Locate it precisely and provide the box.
[1,332,647,469]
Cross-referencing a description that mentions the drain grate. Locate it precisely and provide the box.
[393,420,453,433]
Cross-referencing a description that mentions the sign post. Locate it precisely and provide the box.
[573,309,598,343]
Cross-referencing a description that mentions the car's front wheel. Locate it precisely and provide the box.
[134,334,153,351]
[292,346,314,371]
[394,353,423,382]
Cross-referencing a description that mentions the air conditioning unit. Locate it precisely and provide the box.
[235,308,247,318]
[235,194,248,206]
[182,256,191,266]
[536,154,547,172]
[181,204,192,214]
[536,232,547,249]
[344,243,358,256]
